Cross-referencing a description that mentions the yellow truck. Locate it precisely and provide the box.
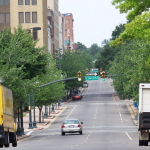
[0,85,17,148]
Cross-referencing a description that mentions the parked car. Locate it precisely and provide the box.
[83,81,88,87]
[72,93,82,100]
[61,118,83,135]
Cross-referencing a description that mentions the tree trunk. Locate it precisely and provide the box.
[38,106,42,123]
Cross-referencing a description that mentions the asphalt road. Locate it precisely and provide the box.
[9,79,150,150]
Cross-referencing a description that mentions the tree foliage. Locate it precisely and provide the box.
[0,25,65,110]
[112,0,150,20]
[95,24,125,71]
[109,40,150,102]
[60,51,94,90]
[110,12,150,47]
[88,43,102,59]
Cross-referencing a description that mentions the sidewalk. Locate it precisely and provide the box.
[127,103,138,126]
[17,102,69,141]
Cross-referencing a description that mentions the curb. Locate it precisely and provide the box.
[17,135,31,141]
[113,93,138,126]
[127,103,138,126]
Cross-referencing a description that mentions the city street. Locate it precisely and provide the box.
[9,79,148,150]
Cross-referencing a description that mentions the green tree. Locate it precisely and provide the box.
[88,43,101,59]
[111,24,125,40]
[0,25,52,110]
[34,57,66,122]
[109,40,150,102]
[76,42,87,52]
[0,26,40,106]
[112,0,150,20]
[60,51,93,91]
[110,12,150,47]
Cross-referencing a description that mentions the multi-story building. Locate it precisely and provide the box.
[11,0,48,51]
[47,0,59,51]
[47,8,55,54]
[0,0,10,30]
[59,12,64,55]
[62,13,74,51]
[0,0,59,54]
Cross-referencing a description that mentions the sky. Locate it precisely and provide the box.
[59,0,127,48]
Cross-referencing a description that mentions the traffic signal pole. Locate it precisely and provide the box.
[39,77,78,88]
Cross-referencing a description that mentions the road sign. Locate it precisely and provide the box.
[86,72,98,76]
[90,68,99,72]
[85,76,99,80]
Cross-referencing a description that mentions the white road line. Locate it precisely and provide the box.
[66,105,77,119]
[26,131,33,135]
[125,132,132,140]
[38,137,47,141]
[119,112,123,120]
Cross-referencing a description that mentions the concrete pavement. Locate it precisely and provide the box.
[17,92,139,141]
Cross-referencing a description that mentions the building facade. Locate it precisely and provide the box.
[0,0,58,53]
[47,0,59,51]
[62,13,74,51]
[59,12,64,54]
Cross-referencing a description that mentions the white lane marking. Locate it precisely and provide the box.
[119,112,123,120]
[125,132,132,140]
[26,131,33,135]
[38,137,47,141]
[66,105,77,119]
[117,104,123,121]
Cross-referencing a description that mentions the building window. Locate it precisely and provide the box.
[18,0,23,5]
[0,0,4,6]
[5,0,10,5]
[19,12,24,23]
[5,13,10,23]
[25,12,30,23]
[0,13,4,24]
[32,12,37,23]
[32,0,37,5]
[25,0,30,5]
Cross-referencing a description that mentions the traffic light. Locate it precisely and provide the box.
[101,71,106,81]
[86,69,88,73]
[78,71,82,81]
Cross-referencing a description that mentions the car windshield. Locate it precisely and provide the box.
[63,120,79,124]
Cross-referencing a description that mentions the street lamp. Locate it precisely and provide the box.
[44,106,48,118]
[20,100,25,135]
[29,27,41,41]
[32,94,37,128]
[28,94,33,129]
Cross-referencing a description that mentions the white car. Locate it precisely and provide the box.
[83,81,88,87]
[61,119,83,135]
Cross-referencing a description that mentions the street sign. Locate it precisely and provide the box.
[90,68,99,72]
[85,76,99,80]
[86,72,98,76]
[101,79,105,81]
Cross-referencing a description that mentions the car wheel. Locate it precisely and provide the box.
[79,131,82,135]
[62,132,65,136]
